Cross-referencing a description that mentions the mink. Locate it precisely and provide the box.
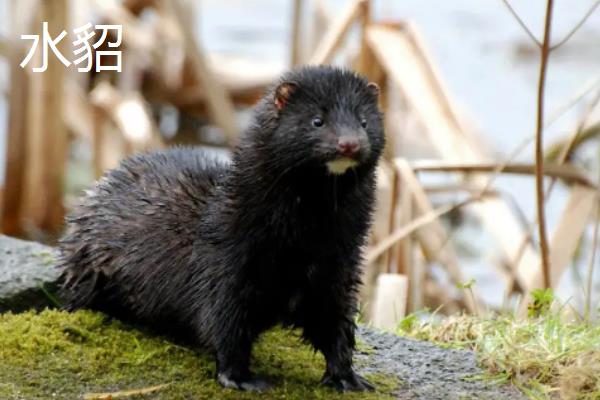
[58,66,385,392]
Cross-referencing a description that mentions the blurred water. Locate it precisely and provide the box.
[1,0,599,307]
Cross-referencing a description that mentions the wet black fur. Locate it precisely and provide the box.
[59,66,385,391]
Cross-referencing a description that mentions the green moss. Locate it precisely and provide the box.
[355,338,375,355]
[0,310,395,399]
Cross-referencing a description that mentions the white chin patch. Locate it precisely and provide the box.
[326,158,358,175]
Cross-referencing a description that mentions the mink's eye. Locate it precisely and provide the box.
[312,117,324,128]
[360,118,368,129]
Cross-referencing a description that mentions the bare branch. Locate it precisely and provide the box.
[585,168,600,319]
[550,0,600,51]
[411,161,597,189]
[546,76,600,126]
[499,0,542,47]
[535,0,554,289]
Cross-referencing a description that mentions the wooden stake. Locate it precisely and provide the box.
[356,0,371,74]
[1,45,29,235]
[18,0,69,237]
[290,0,303,66]
[165,0,238,144]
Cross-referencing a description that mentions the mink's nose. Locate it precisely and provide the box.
[337,137,360,158]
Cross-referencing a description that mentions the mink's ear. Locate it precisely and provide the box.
[367,82,380,97]
[274,82,299,110]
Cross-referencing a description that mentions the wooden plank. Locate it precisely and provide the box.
[366,24,544,297]
[395,165,421,312]
[166,0,238,144]
[371,274,408,329]
[0,37,8,59]
[290,0,303,66]
[1,0,33,235]
[366,26,469,159]
[310,0,331,52]
[145,54,278,110]
[1,47,29,235]
[93,0,156,53]
[90,82,163,153]
[547,186,597,286]
[309,0,365,65]
[356,0,371,75]
[91,105,107,178]
[19,0,69,237]
[63,80,94,140]
[395,171,413,276]
[386,165,400,273]
[401,22,469,134]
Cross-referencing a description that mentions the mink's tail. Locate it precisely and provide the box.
[57,229,112,311]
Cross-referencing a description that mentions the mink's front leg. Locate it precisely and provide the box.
[207,300,272,392]
[300,285,375,392]
[215,338,271,392]
[317,321,374,391]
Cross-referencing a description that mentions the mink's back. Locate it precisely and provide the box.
[59,147,226,317]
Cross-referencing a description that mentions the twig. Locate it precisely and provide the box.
[83,384,170,400]
[584,169,600,320]
[553,90,600,164]
[411,161,597,189]
[535,0,554,289]
[499,0,541,47]
[546,76,600,126]
[550,0,600,51]
[510,91,600,278]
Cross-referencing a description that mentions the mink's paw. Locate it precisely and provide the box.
[217,372,272,392]
[321,371,375,392]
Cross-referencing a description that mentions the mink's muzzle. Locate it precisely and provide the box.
[314,127,372,164]
[337,137,360,158]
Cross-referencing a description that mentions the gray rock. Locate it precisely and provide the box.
[0,235,62,312]
[356,327,526,399]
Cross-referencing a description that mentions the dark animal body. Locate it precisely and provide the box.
[59,66,385,391]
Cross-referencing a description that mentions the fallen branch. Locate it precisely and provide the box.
[83,384,170,400]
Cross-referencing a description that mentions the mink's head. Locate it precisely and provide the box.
[249,66,385,175]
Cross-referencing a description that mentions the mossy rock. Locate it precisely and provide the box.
[0,235,60,313]
[0,310,396,399]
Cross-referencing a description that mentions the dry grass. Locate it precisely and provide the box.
[398,309,600,399]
